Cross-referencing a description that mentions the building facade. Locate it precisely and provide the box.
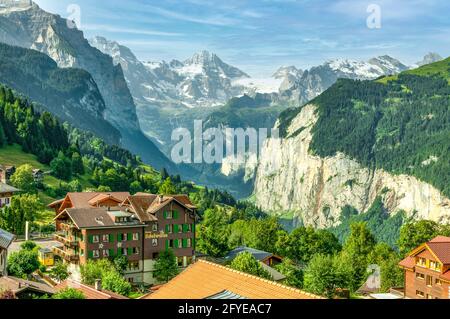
[399,236,450,299]
[0,228,15,276]
[0,183,19,208]
[52,192,196,285]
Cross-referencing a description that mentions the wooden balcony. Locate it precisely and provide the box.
[54,233,79,247]
[53,246,79,262]
[59,222,76,231]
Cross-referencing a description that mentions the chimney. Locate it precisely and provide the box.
[158,195,163,204]
[94,279,102,291]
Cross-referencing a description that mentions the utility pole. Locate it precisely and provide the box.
[25,221,29,241]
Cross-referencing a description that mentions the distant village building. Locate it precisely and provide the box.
[144,260,322,299]
[399,236,450,299]
[0,165,15,184]
[0,276,55,299]
[50,192,197,285]
[0,228,15,276]
[0,183,19,208]
[224,246,283,266]
[32,169,44,185]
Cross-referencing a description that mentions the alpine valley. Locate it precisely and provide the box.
[0,0,448,233]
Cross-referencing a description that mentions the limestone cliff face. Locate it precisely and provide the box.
[253,104,450,228]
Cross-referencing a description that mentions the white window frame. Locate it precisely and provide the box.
[93,235,100,243]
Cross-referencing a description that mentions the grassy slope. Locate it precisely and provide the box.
[377,57,450,84]
[0,144,94,205]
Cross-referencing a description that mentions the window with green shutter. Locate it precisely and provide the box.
[174,239,179,249]
[88,251,93,259]
[127,247,133,255]
[174,224,179,233]
[182,238,187,248]
[163,211,167,219]
[109,248,115,257]
[174,210,179,219]
[165,240,169,250]
[88,235,93,244]
[109,234,114,243]
[165,225,169,234]
[127,233,132,241]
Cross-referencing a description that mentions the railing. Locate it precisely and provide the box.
[59,222,76,231]
[52,246,79,262]
[54,233,79,247]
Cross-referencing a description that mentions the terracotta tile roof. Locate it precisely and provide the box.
[440,270,450,281]
[55,207,144,229]
[429,236,450,243]
[399,256,415,269]
[145,260,323,299]
[426,242,450,264]
[55,280,128,299]
[0,276,55,295]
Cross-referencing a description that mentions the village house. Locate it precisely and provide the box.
[0,276,55,299]
[32,169,44,185]
[0,182,19,208]
[399,236,450,299]
[144,259,322,299]
[223,246,285,282]
[0,228,15,276]
[224,246,283,266]
[51,192,196,285]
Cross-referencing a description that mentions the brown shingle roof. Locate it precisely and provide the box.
[426,242,450,264]
[145,260,323,299]
[69,192,130,208]
[125,194,158,222]
[55,280,128,299]
[399,256,415,269]
[123,194,196,222]
[56,207,144,229]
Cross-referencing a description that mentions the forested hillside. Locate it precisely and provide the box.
[279,58,450,198]
[0,43,121,144]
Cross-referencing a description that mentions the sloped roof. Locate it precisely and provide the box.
[55,279,128,299]
[0,183,19,193]
[225,246,274,262]
[55,207,144,229]
[427,241,450,264]
[124,194,158,222]
[0,276,55,295]
[145,260,323,299]
[123,194,196,222]
[399,256,415,269]
[259,262,286,281]
[0,228,15,249]
[49,192,130,210]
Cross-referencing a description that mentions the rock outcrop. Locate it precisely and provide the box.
[253,104,450,228]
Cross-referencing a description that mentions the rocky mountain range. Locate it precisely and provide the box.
[253,59,450,227]
[0,1,172,170]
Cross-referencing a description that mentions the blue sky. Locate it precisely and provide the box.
[34,0,450,77]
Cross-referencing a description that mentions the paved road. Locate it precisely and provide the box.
[8,239,60,256]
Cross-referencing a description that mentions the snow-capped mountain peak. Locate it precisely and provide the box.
[416,52,443,67]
